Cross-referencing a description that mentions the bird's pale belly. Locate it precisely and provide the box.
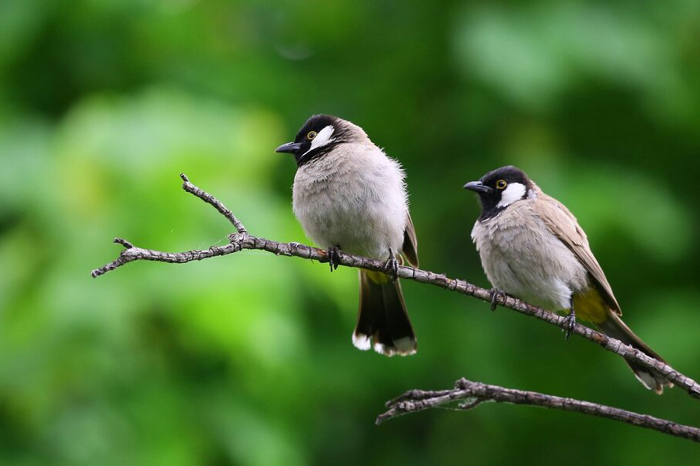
[292,144,408,261]
[482,245,574,311]
[474,219,589,312]
[293,186,404,261]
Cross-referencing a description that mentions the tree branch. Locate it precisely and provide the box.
[180,174,247,234]
[91,174,700,443]
[91,173,700,404]
[377,378,700,443]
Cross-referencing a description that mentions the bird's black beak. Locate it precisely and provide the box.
[463,181,494,195]
[275,142,302,154]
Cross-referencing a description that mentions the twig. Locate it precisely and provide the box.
[91,174,700,403]
[180,174,247,234]
[377,378,700,443]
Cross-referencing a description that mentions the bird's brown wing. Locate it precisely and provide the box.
[401,212,419,268]
[534,190,621,315]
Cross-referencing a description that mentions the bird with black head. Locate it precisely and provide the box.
[465,165,672,393]
[277,114,420,357]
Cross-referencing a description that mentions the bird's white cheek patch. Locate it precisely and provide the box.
[497,182,527,208]
[306,125,335,154]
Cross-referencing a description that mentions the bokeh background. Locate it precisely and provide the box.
[1,0,700,464]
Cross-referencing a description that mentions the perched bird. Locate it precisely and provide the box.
[276,114,419,356]
[464,166,671,393]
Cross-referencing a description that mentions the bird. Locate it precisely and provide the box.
[463,165,671,393]
[276,114,419,356]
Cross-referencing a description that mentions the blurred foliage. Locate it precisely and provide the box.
[1,0,700,465]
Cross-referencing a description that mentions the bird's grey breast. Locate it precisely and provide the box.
[471,200,588,310]
[292,143,407,259]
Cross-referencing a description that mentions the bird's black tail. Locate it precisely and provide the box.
[353,270,417,356]
[596,313,672,394]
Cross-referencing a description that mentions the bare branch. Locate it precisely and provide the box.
[180,173,247,234]
[377,378,700,443]
[91,174,700,403]
[90,240,238,278]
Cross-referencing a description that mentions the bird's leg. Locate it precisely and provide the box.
[489,288,507,311]
[327,245,341,272]
[562,296,576,340]
[383,249,399,281]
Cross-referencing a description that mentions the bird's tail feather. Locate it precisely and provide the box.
[596,313,672,394]
[353,270,417,356]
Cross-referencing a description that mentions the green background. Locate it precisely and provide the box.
[1,0,699,464]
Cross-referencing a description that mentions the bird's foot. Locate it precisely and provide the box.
[383,249,399,281]
[327,246,341,272]
[489,288,507,311]
[562,309,576,340]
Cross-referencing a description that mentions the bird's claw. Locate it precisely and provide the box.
[489,288,506,311]
[327,246,341,272]
[562,310,576,340]
[384,250,399,281]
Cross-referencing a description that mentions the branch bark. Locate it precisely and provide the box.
[91,174,700,442]
[377,378,700,442]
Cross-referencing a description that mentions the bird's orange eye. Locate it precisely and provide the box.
[307,131,317,140]
[496,179,507,190]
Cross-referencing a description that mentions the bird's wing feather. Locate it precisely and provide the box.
[401,212,419,268]
[534,190,621,315]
